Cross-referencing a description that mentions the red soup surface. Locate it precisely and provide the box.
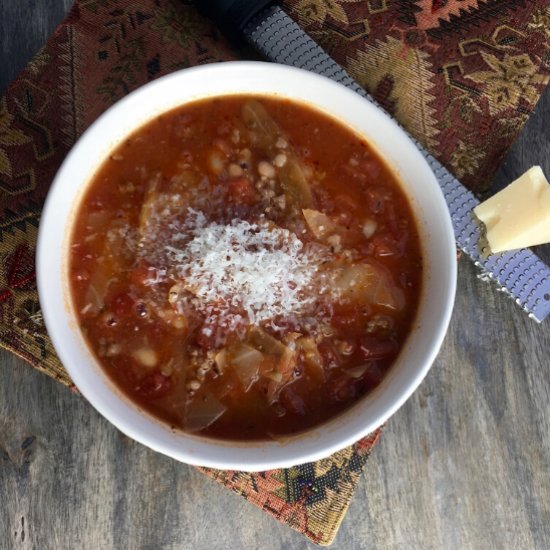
[69,95,423,440]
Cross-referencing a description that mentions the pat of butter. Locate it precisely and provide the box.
[474,166,550,254]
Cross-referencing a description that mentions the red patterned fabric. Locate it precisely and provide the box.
[285,0,550,190]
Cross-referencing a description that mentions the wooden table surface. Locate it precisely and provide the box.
[2,2,550,549]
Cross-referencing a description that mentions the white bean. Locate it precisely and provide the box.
[274,153,287,168]
[186,379,201,391]
[362,218,378,239]
[132,347,158,368]
[258,160,276,179]
[105,343,121,357]
[207,149,225,175]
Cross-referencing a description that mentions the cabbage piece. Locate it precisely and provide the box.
[297,337,325,382]
[242,100,281,151]
[184,391,227,432]
[279,157,313,209]
[247,327,294,370]
[229,343,262,392]
[242,100,312,209]
[246,327,296,402]
[139,171,196,240]
[302,208,361,249]
[83,268,112,314]
[83,223,127,313]
[302,209,340,240]
[333,263,405,311]
[139,172,161,238]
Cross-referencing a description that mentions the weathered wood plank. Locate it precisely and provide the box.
[1,2,550,549]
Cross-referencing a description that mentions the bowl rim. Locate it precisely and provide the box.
[37,60,457,470]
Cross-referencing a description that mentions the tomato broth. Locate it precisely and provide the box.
[69,95,423,440]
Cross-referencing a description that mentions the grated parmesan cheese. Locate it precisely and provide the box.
[165,212,322,326]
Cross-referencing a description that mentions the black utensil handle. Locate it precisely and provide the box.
[197,0,274,36]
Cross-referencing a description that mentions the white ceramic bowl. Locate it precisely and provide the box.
[37,61,456,471]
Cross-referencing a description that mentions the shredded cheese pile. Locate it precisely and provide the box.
[165,212,321,325]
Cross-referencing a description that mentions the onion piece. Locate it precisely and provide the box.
[184,391,227,433]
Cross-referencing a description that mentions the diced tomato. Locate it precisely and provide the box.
[227,177,258,205]
[135,371,173,400]
[359,336,397,361]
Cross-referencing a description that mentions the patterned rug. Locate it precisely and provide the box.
[0,0,548,545]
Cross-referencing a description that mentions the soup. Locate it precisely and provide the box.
[69,95,422,440]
